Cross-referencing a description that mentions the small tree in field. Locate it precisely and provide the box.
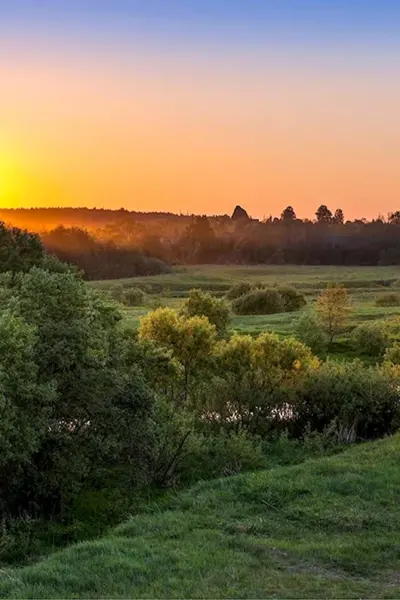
[139,307,217,401]
[316,283,350,345]
[181,289,231,336]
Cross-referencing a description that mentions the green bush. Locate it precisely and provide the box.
[277,286,306,312]
[232,288,284,315]
[109,284,124,302]
[181,289,231,335]
[122,287,146,306]
[375,293,400,307]
[293,360,399,442]
[225,282,253,300]
[351,322,390,357]
[295,310,326,353]
[383,342,400,364]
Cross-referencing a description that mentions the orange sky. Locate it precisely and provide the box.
[1,29,400,219]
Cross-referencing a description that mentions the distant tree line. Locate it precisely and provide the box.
[2,205,400,278]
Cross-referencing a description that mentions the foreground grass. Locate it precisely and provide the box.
[2,436,400,598]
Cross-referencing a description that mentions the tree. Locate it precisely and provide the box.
[0,221,44,274]
[181,289,231,336]
[333,208,344,225]
[0,267,155,517]
[388,211,400,225]
[316,283,351,344]
[295,310,327,354]
[231,205,249,221]
[138,308,217,401]
[207,333,318,434]
[281,206,296,222]
[315,205,333,224]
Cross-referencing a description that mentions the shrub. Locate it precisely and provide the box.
[122,287,146,306]
[109,284,124,302]
[293,360,399,442]
[375,293,400,307]
[351,322,390,357]
[383,342,400,364]
[181,289,231,335]
[295,310,326,353]
[277,286,306,312]
[225,282,253,300]
[232,288,284,315]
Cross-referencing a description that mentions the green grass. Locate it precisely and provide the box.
[2,435,400,598]
[90,264,400,295]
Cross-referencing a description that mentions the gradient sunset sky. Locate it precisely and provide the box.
[1,0,400,219]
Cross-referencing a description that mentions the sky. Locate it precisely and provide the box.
[1,0,400,219]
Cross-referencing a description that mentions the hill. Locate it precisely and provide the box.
[1,436,400,598]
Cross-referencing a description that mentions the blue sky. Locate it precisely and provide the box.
[2,0,400,46]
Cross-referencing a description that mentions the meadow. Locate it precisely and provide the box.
[91,264,400,354]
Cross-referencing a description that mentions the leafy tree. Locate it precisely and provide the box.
[0,222,44,274]
[0,268,155,517]
[139,308,216,401]
[333,208,344,224]
[206,333,318,434]
[316,283,351,344]
[315,205,333,224]
[281,206,296,222]
[231,205,249,221]
[181,289,231,336]
[351,322,390,357]
[295,310,327,354]
[388,211,400,224]
[293,360,399,442]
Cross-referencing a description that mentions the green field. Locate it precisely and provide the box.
[2,435,400,599]
[90,265,400,344]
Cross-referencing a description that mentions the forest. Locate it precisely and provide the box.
[1,205,400,281]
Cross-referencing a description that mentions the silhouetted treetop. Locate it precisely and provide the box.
[231,205,249,221]
[316,205,333,224]
[281,206,296,222]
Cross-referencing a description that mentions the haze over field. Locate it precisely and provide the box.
[1,0,400,219]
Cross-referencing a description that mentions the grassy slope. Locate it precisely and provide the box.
[2,436,400,599]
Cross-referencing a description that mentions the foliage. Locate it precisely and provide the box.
[138,308,216,401]
[225,282,253,300]
[109,284,124,302]
[295,310,327,353]
[202,333,318,435]
[0,221,44,274]
[276,286,306,311]
[181,288,231,335]
[351,321,390,357]
[293,360,400,442]
[375,292,400,307]
[316,283,351,344]
[122,287,146,306]
[0,268,155,519]
[232,288,284,315]
[383,342,400,365]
